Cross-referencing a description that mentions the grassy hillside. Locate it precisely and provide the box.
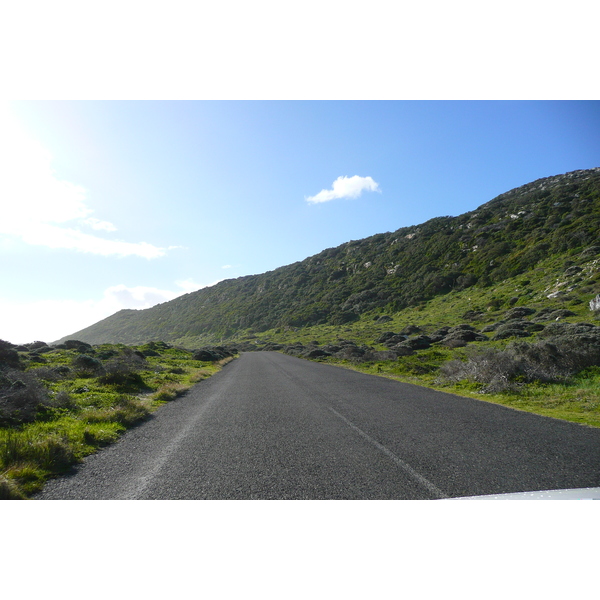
[57,168,600,347]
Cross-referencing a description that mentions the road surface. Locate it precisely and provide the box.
[36,351,600,499]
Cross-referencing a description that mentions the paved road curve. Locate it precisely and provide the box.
[36,352,600,500]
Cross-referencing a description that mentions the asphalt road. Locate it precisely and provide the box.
[36,351,600,500]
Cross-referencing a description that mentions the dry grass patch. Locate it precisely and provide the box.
[0,473,25,499]
[152,383,188,402]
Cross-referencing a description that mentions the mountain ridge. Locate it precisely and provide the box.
[56,168,600,346]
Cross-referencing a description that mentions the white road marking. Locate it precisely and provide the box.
[328,407,448,499]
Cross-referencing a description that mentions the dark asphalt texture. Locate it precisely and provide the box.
[35,351,600,500]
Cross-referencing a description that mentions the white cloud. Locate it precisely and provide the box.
[83,217,118,232]
[103,284,180,309]
[0,103,166,258]
[221,264,233,269]
[0,278,225,344]
[0,297,106,345]
[306,175,381,204]
[4,221,166,258]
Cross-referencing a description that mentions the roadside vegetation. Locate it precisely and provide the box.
[0,340,236,499]
[239,244,600,428]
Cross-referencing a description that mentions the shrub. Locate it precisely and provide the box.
[63,340,93,353]
[0,340,20,369]
[0,368,49,423]
[29,366,71,382]
[440,348,522,392]
[439,335,600,393]
[45,389,77,410]
[98,369,145,389]
[97,351,148,390]
[72,354,104,376]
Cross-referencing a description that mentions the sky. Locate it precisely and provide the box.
[1,100,600,343]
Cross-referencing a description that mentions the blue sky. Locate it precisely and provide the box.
[2,100,600,343]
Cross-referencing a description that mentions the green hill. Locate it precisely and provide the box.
[57,168,600,347]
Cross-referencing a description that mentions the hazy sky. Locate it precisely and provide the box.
[2,100,599,343]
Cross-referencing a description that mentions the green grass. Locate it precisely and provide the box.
[315,355,600,428]
[0,345,234,499]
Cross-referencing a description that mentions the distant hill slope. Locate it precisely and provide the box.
[57,168,600,346]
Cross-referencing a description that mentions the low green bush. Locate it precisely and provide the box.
[0,368,49,424]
